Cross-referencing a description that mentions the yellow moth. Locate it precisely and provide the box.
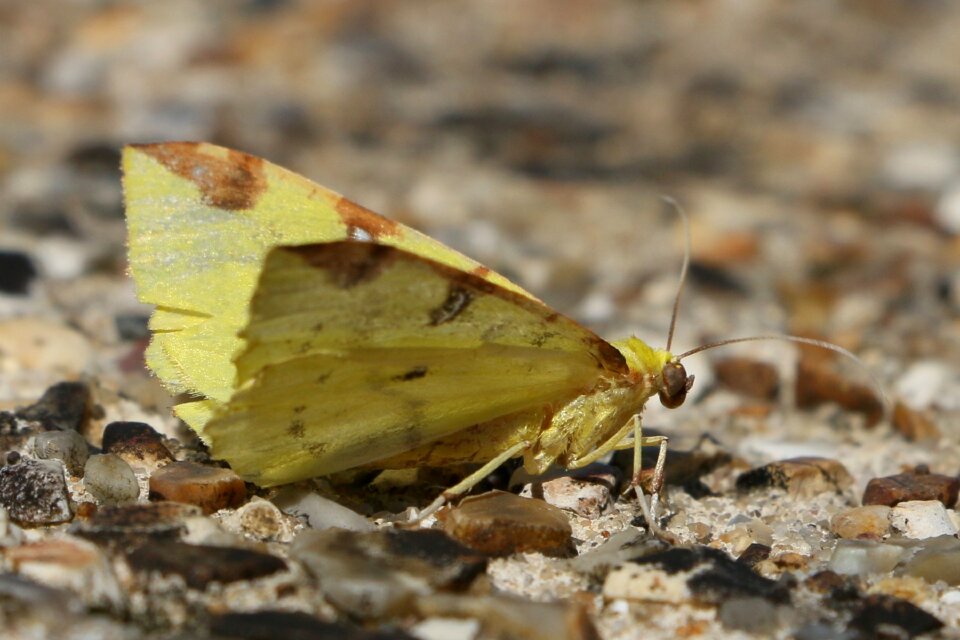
[123,142,704,522]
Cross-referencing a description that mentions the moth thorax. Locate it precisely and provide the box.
[658,361,693,409]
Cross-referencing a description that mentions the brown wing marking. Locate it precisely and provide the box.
[335,195,401,240]
[133,142,267,211]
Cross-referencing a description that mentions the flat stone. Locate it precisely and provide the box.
[889,500,958,539]
[736,456,853,497]
[292,528,486,619]
[148,460,246,514]
[519,463,620,518]
[15,381,90,432]
[442,490,573,557]
[900,536,960,585]
[83,453,139,505]
[70,501,201,549]
[862,468,959,507]
[713,357,780,400]
[272,486,374,532]
[125,540,287,590]
[208,610,416,640]
[828,540,907,576]
[100,421,173,470]
[5,535,122,609]
[0,458,72,525]
[831,505,892,540]
[33,429,89,475]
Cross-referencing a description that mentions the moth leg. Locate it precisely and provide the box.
[607,416,671,542]
[413,439,531,522]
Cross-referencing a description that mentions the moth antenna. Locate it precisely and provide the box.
[676,334,890,417]
[661,196,691,353]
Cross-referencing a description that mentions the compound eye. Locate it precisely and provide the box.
[658,361,693,409]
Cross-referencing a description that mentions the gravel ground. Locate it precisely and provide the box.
[1,2,959,639]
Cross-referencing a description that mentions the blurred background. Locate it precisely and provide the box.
[0,0,958,411]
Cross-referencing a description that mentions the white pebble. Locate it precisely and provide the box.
[83,454,139,505]
[890,500,958,539]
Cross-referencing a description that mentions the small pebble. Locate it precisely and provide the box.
[736,456,853,497]
[15,381,90,431]
[84,454,140,505]
[889,500,958,539]
[271,486,374,532]
[34,430,89,476]
[830,505,892,540]
[442,490,573,557]
[862,468,959,508]
[519,463,620,518]
[0,458,72,525]
[828,540,906,576]
[894,360,959,411]
[125,540,287,590]
[411,617,480,640]
[148,461,247,514]
[100,421,173,470]
[713,357,780,400]
[234,496,293,540]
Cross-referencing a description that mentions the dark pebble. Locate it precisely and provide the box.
[862,468,959,507]
[736,543,772,568]
[70,501,200,549]
[630,546,791,604]
[209,610,415,640]
[0,458,72,525]
[15,381,90,432]
[126,540,287,590]
[848,594,943,638]
[101,421,173,464]
[0,250,37,295]
[795,351,884,427]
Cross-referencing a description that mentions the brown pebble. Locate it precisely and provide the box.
[101,421,174,468]
[736,456,853,497]
[892,402,940,442]
[149,461,247,514]
[714,357,780,400]
[795,348,884,427]
[862,469,959,508]
[443,490,573,557]
[831,505,893,540]
[804,570,852,594]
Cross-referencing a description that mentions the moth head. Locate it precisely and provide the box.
[658,360,694,409]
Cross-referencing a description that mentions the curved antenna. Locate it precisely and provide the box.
[676,334,890,414]
[661,196,691,353]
